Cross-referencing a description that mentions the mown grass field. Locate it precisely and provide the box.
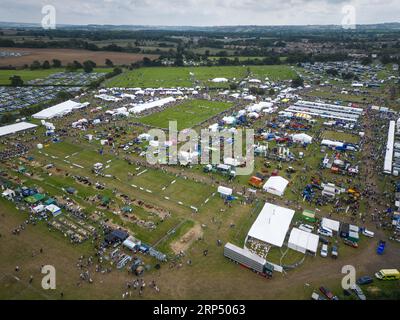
[137,99,233,129]
[105,65,297,88]
[0,68,112,85]
[322,130,360,144]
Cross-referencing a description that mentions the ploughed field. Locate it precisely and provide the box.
[0,47,159,67]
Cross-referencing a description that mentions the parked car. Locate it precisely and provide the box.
[320,244,328,257]
[376,240,386,255]
[357,276,373,285]
[352,284,366,300]
[320,236,330,245]
[331,245,338,259]
[319,286,339,300]
[311,292,326,300]
[343,239,358,248]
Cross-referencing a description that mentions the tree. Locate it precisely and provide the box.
[30,60,41,70]
[105,59,114,67]
[42,60,51,69]
[361,56,372,65]
[83,60,94,73]
[9,75,24,87]
[229,83,238,90]
[52,59,62,68]
[291,76,304,88]
[56,91,72,100]
[73,60,83,69]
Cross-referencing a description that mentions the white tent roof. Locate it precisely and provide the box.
[0,122,37,137]
[211,77,228,83]
[46,204,61,216]
[2,189,15,197]
[288,228,319,254]
[384,121,395,174]
[247,202,295,247]
[292,133,313,144]
[263,176,289,196]
[217,186,233,196]
[129,97,175,114]
[322,217,340,232]
[33,100,85,119]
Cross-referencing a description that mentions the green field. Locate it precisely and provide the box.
[105,65,296,88]
[322,130,360,144]
[137,99,233,129]
[0,68,112,85]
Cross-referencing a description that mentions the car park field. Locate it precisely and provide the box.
[0,68,111,85]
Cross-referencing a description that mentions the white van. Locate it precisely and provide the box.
[362,229,374,238]
[318,227,333,238]
[320,244,328,257]
[299,224,314,233]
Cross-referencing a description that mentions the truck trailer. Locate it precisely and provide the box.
[224,242,273,277]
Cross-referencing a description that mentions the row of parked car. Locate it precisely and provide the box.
[312,269,400,300]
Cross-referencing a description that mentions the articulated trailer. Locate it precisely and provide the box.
[224,242,273,277]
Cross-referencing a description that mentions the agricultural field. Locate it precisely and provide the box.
[0,47,159,67]
[105,65,297,88]
[137,99,233,129]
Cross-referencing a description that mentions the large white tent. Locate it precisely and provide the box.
[33,100,87,119]
[321,217,340,232]
[0,122,37,137]
[292,133,313,144]
[217,186,233,197]
[246,202,295,248]
[263,176,289,197]
[129,97,175,114]
[288,228,319,255]
[384,120,395,174]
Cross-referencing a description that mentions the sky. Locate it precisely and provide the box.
[0,0,399,26]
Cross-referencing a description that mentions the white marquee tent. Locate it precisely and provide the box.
[33,100,87,119]
[263,176,289,197]
[217,186,233,197]
[246,202,295,247]
[0,122,37,137]
[321,217,340,232]
[292,133,313,144]
[288,228,319,255]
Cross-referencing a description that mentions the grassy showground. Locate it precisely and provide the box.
[137,99,233,129]
[322,130,360,144]
[105,65,297,88]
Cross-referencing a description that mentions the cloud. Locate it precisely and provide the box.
[0,0,399,26]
